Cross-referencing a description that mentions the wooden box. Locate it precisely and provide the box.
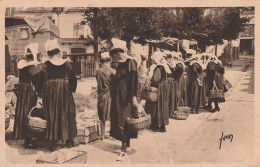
[74,124,98,144]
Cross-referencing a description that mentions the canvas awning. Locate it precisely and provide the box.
[5,16,60,38]
[146,37,179,46]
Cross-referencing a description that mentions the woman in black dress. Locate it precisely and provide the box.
[164,53,176,118]
[13,43,41,148]
[145,51,171,132]
[205,57,225,112]
[186,55,206,114]
[41,40,77,151]
[109,42,139,161]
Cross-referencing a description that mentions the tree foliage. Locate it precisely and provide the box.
[83,7,251,50]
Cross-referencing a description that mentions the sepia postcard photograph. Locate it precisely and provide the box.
[1,0,260,166]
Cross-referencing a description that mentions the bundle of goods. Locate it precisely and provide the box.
[173,99,190,120]
[223,77,232,92]
[27,106,47,134]
[36,149,87,164]
[76,109,98,121]
[5,113,10,130]
[90,86,98,98]
[73,93,95,113]
[75,110,99,144]
[5,106,15,119]
[5,75,19,91]
[126,103,151,131]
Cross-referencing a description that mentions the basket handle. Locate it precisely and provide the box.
[213,80,219,92]
[28,106,42,117]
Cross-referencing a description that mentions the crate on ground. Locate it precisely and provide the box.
[74,124,99,144]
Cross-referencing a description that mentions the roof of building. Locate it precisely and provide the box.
[5,16,60,38]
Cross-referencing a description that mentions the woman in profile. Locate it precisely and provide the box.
[40,39,77,151]
[145,51,171,132]
[109,38,139,161]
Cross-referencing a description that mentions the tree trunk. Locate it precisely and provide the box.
[215,44,218,56]
[126,40,131,55]
[93,9,99,73]
[148,44,153,68]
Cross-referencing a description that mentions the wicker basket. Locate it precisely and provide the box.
[126,114,151,130]
[209,81,225,102]
[27,106,47,134]
[140,87,158,102]
[5,116,10,130]
[174,99,190,120]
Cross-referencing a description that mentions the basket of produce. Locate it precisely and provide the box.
[36,150,87,164]
[126,104,151,130]
[5,114,10,130]
[140,86,158,102]
[27,106,47,134]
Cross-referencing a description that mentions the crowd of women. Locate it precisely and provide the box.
[96,39,227,160]
[12,38,227,161]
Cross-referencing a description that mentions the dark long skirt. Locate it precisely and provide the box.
[98,90,111,122]
[145,80,169,128]
[189,74,206,107]
[13,83,37,139]
[43,79,77,142]
[168,78,176,118]
[110,101,138,141]
[179,73,189,106]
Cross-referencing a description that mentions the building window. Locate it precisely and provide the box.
[73,23,84,38]
[20,28,29,40]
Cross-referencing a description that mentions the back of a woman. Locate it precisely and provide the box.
[41,39,77,151]
[13,43,42,149]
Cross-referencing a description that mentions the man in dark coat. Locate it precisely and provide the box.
[96,52,115,140]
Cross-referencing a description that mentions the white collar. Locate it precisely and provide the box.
[17,59,40,69]
[47,57,69,66]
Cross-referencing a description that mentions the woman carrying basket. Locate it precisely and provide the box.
[185,54,207,114]
[144,51,171,132]
[205,56,225,112]
[109,38,139,161]
[13,43,42,149]
[40,39,77,151]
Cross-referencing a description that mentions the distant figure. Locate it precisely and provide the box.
[227,61,232,68]
[95,52,115,140]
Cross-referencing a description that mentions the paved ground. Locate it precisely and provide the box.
[4,55,258,165]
